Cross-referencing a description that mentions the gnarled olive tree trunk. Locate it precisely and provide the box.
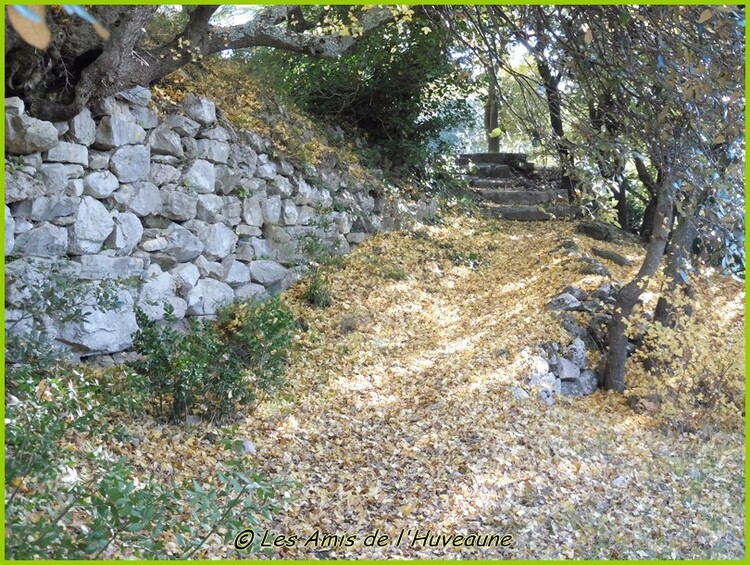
[6,5,396,121]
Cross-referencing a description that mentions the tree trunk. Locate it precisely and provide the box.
[602,183,674,392]
[639,195,657,242]
[484,66,500,152]
[653,195,699,327]
[614,177,629,229]
[8,5,397,121]
[536,59,576,202]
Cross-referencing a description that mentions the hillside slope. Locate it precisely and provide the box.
[109,214,744,559]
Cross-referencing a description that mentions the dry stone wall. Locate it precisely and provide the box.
[5,87,436,357]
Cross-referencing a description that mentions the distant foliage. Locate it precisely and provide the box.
[248,13,475,176]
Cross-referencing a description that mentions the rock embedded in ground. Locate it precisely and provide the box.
[567,338,587,369]
[592,246,633,266]
[555,357,581,381]
[546,292,582,311]
[576,221,616,242]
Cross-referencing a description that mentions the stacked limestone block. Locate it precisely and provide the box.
[5,87,437,356]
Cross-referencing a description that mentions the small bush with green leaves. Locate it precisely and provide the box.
[5,271,295,558]
[214,296,296,397]
[132,297,295,422]
[6,372,292,559]
[304,272,333,308]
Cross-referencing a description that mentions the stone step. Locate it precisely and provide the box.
[457,152,528,167]
[477,189,569,206]
[470,178,529,189]
[474,163,514,179]
[488,205,580,222]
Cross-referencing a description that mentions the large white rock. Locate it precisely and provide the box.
[131,106,159,130]
[566,338,587,369]
[171,262,201,295]
[5,205,15,255]
[46,141,88,165]
[222,255,251,285]
[94,115,146,149]
[221,196,242,225]
[242,195,264,226]
[58,287,138,354]
[106,210,144,255]
[137,265,184,321]
[162,223,204,262]
[161,190,198,221]
[147,123,184,157]
[231,144,258,171]
[196,194,225,223]
[194,254,224,279]
[198,222,238,260]
[110,145,151,182]
[12,222,68,256]
[282,200,299,225]
[68,108,97,146]
[255,160,277,181]
[5,113,60,154]
[76,254,146,280]
[83,170,119,198]
[555,357,581,382]
[5,97,24,115]
[5,171,46,203]
[234,282,269,302]
[294,178,315,205]
[88,150,110,170]
[198,126,231,142]
[215,165,241,195]
[196,139,230,164]
[183,159,216,193]
[249,260,288,286]
[268,175,294,197]
[116,86,151,107]
[166,114,200,137]
[112,181,162,217]
[182,93,216,126]
[186,278,234,315]
[39,163,85,194]
[261,195,282,225]
[149,163,181,186]
[68,196,115,254]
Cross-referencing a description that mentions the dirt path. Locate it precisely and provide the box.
[200,217,744,559]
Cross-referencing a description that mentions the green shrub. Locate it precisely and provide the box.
[6,377,292,559]
[247,13,474,178]
[214,296,296,397]
[5,274,294,558]
[304,272,333,308]
[132,298,295,422]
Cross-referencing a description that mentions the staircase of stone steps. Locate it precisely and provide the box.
[457,152,579,221]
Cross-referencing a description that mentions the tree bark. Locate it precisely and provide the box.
[653,194,699,327]
[9,5,397,121]
[602,182,674,392]
[634,156,661,242]
[484,66,500,152]
[536,59,576,202]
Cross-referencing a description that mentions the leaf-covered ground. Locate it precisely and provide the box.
[110,215,745,559]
